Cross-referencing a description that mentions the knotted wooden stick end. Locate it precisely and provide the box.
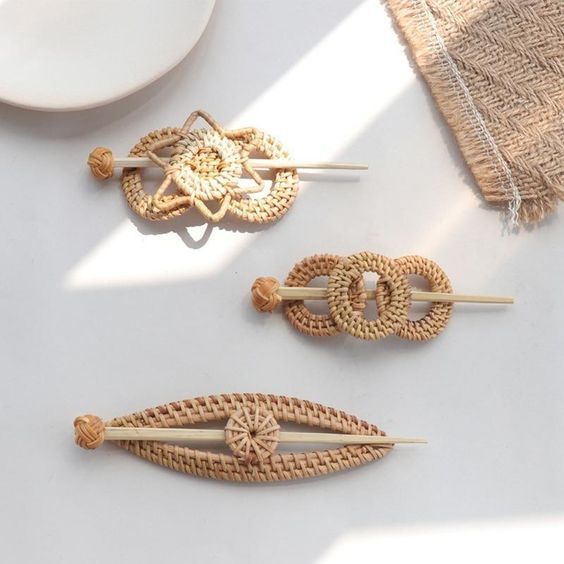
[88,147,114,180]
[251,277,282,312]
[74,414,105,449]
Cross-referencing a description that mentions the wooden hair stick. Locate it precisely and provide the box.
[100,426,425,445]
[274,285,514,305]
[111,155,368,171]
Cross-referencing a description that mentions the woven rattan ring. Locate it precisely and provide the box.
[375,255,453,341]
[327,252,412,340]
[284,254,367,337]
[88,110,299,223]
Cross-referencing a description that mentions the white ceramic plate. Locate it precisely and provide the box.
[0,0,215,111]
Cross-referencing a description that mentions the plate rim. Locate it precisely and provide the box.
[0,0,215,112]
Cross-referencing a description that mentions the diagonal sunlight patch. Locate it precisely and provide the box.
[416,189,477,256]
[228,0,414,158]
[65,222,258,289]
[415,187,526,289]
[316,515,564,564]
[65,0,414,290]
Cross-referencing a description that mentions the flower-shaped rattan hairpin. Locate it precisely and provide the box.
[252,252,514,340]
[74,393,424,482]
[88,110,366,223]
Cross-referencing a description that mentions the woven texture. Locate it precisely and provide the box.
[253,252,453,341]
[284,254,367,337]
[328,252,412,340]
[224,405,280,464]
[116,110,299,223]
[375,255,453,340]
[387,0,564,223]
[105,394,390,482]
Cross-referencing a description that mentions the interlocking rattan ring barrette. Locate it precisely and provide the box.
[74,393,424,482]
[252,252,514,340]
[88,110,367,223]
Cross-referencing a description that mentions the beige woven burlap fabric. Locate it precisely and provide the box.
[387,0,564,223]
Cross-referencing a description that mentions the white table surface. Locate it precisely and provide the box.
[1,1,563,563]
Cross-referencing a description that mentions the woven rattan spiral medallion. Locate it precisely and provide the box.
[224,405,280,464]
[169,128,244,202]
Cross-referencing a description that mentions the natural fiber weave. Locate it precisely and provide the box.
[224,405,280,464]
[375,255,453,340]
[251,276,282,312]
[328,252,412,340]
[387,0,564,223]
[74,415,105,449]
[284,254,367,337]
[252,252,454,341]
[100,110,299,223]
[80,394,390,482]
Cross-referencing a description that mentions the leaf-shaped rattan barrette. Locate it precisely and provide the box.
[74,393,424,482]
[252,252,514,340]
[88,110,366,224]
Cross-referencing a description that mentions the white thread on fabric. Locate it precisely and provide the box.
[415,0,522,225]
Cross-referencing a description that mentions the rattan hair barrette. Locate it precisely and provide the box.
[252,252,514,340]
[88,110,366,223]
[74,393,424,482]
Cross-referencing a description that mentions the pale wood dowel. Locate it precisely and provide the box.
[412,291,513,304]
[112,156,368,171]
[103,427,425,445]
[276,286,513,305]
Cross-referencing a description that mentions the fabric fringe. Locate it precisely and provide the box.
[387,0,564,224]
